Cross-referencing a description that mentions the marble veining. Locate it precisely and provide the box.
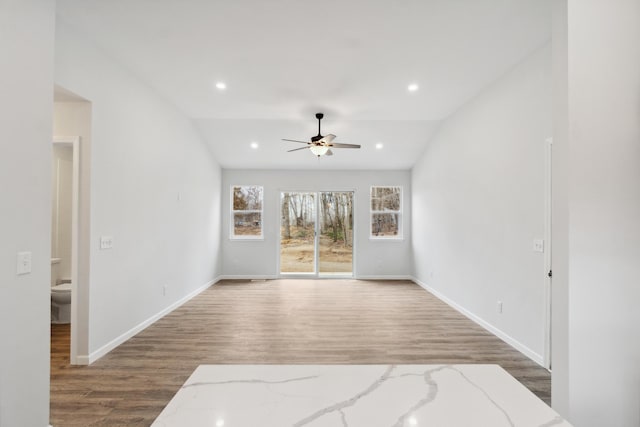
[183,375,319,389]
[392,368,438,427]
[450,366,515,426]
[152,365,571,427]
[292,365,395,426]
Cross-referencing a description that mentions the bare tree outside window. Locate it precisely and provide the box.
[280,192,316,273]
[370,186,402,238]
[231,185,263,238]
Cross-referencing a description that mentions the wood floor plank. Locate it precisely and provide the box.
[50,279,550,426]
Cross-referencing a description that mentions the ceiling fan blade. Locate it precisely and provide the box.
[319,134,336,143]
[282,139,310,144]
[287,146,310,153]
[329,142,361,149]
[325,149,334,156]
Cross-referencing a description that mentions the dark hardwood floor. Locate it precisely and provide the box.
[50,279,550,426]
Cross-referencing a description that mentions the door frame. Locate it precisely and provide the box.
[277,189,356,278]
[52,136,81,365]
[543,137,553,370]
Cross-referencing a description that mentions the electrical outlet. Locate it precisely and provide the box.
[163,284,168,296]
[16,251,32,275]
[100,236,113,250]
[497,301,503,314]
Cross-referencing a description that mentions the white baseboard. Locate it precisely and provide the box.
[74,355,90,366]
[218,275,279,280]
[218,275,413,281]
[410,276,544,366]
[86,277,221,364]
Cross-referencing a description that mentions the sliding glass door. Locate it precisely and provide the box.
[280,192,316,273]
[280,191,353,276]
[318,192,353,275]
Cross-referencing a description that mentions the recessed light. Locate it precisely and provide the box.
[408,83,419,92]
[215,82,227,90]
[250,142,259,149]
[409,417,418,425]
[375,143,384,150]
[216,420,225,427]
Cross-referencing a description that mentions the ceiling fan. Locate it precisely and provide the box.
[282,113,361,157]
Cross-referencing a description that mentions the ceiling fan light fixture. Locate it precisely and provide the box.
[310,145,329,156]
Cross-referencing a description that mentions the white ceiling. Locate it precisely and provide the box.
[56,0,552,169]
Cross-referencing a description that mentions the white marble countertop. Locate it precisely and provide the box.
[152,364,571,427]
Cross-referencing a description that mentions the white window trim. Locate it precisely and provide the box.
[230,185,264,240]
[369,185,403,240]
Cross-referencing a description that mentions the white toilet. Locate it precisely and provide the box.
[51,283,72,324]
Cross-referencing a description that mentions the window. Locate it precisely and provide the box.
[370,186,402,239]
[231,185,263,239]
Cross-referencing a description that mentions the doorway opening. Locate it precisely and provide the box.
[51,136,79,365]
[52,84,92,367]
[279,191,354,277]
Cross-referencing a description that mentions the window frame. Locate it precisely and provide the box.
[369,185,403,240]
[230,185,264,240]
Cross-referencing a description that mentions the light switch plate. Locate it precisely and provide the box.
[16,251,32,275]
[533,239,544,253]
[100,236,113,250]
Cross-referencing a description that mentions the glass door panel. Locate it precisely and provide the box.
[318,192,354,275]
[280,192,316,273]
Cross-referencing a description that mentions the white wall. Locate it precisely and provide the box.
[412,46,552,363]
[0,0,55,425]
[556,1,640,425]
[51,145,73,283]
[221,169,412,278]
[54,20,222,359]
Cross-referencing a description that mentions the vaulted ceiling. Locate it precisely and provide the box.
[56,0,552,169]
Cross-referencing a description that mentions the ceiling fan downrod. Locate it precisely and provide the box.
[315,112,324,139]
